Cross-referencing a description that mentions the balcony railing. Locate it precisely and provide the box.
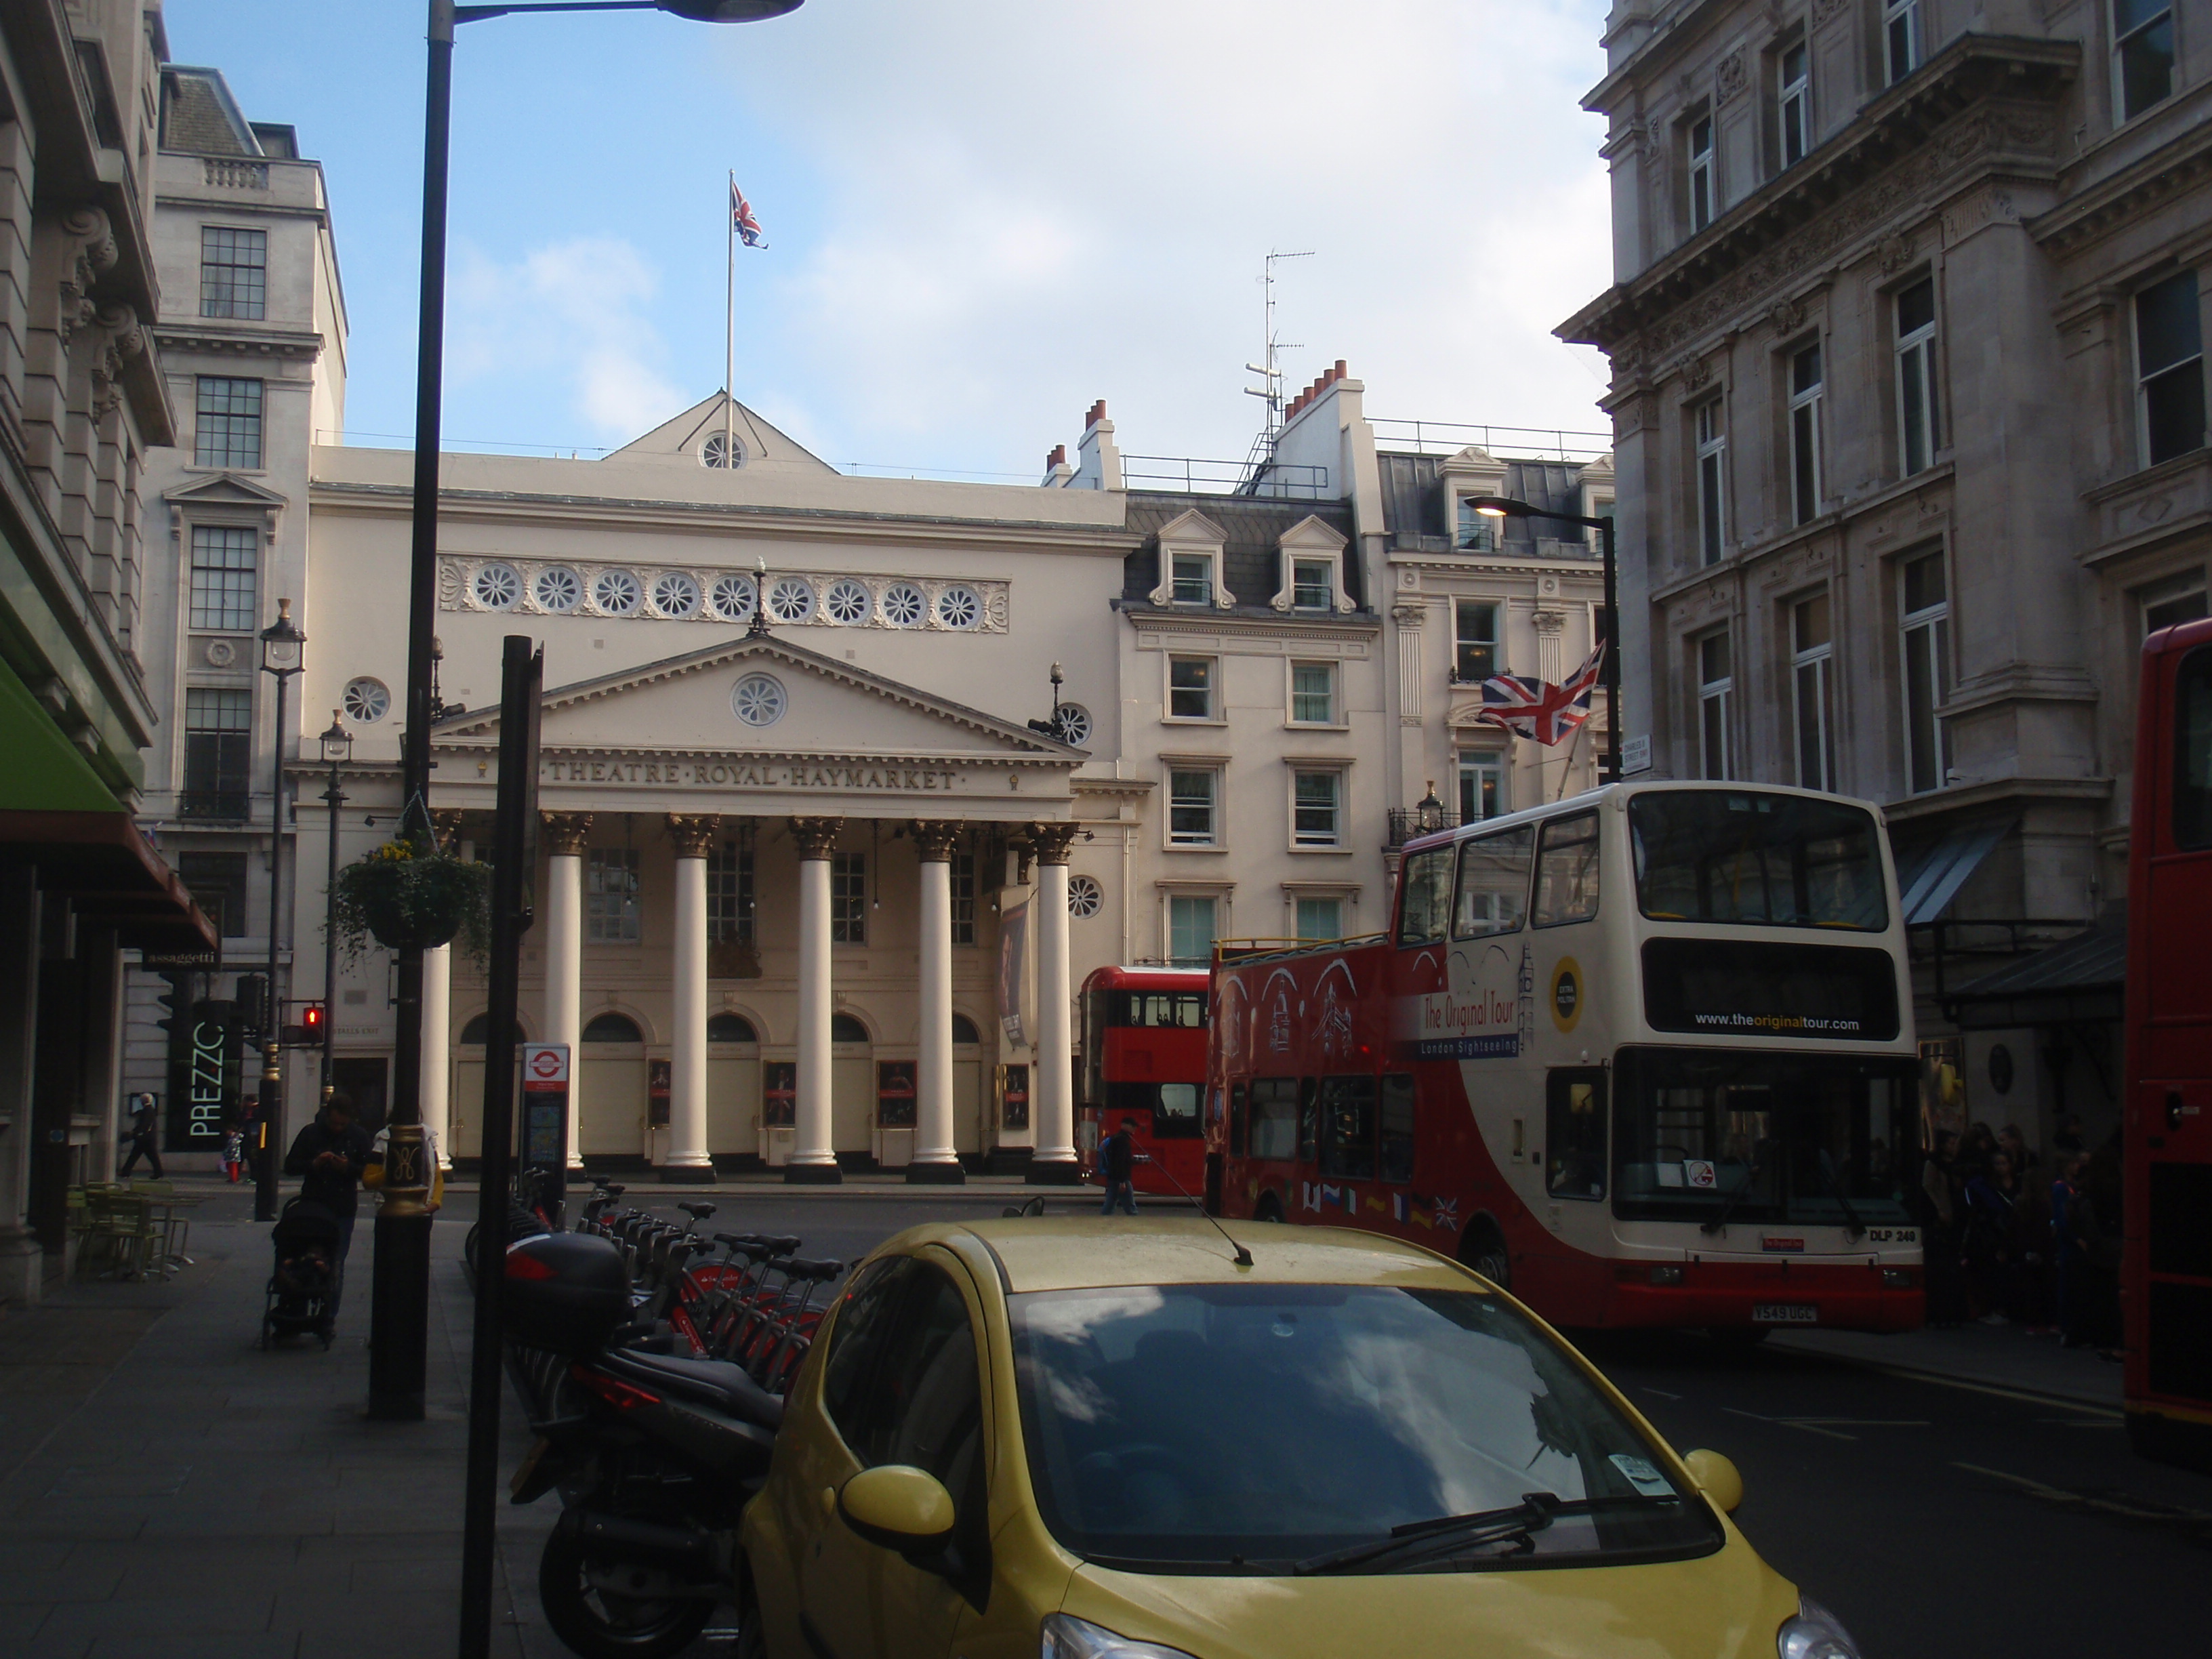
[1386,808,1465,846]
[179,790,251,821]
[1123,455,1330,499]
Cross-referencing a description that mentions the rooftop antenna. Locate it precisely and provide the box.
[1245,249,1315,445]
[1142,1144,1254,1267]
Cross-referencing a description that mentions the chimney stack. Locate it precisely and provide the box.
[1047,443,1067,468]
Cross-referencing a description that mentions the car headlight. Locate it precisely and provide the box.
[1778,1596,1861,1659]
[1042,1613,1201,1659]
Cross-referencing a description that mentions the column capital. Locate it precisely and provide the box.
[542,812,593,856]
[790,815,843,861]
[909,819,962,862]
[1029,822,1082,865]
[665,812,720,859]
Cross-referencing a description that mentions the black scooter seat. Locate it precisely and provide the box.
[600,1349,784,1431]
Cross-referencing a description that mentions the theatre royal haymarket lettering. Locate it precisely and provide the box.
[539,757,966,791]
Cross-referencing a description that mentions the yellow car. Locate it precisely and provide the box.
[739,1217,1860,1659]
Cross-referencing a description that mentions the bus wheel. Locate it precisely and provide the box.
[1254,1193,1285,1223]
[1462,1224,1511,1291]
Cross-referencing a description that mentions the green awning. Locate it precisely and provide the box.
[0,653,124,812]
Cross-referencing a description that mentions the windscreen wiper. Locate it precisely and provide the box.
[1292,1492,1681,1576]
[1699,1153,1764,1236]
[1805,1145,1865,1241]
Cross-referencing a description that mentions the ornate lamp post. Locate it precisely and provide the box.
[1470,495,1622,783]
[317,713,352,1104]
[374,0,811,1422]
[255,599,304,1224]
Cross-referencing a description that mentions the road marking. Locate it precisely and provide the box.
[1640,1387,1684,1400]
[1952,1462,2212,1528]
[1793,1356,2125,1418]
[2032,1417,2125,1429]
[1723,1406,1931,1441]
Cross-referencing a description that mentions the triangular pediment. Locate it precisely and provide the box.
[605,392,838,476]
[434,632,1083,763]
[1153,507,1227,548]
[1277,513,1347,552]
[163,472,290,510]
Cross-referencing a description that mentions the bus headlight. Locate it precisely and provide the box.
[1042,1614,1200,1659]
[1778,1597,1861,1659]
[1881,1268,1914,1289]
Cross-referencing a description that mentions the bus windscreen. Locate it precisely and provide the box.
[1630,791,1886,930]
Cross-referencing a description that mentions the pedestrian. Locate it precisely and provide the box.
[1997,1123,2039,1179]
[1099,1120,1139,1216]
[117,1093,163,1179]
[220,1110,247,1183]
[1963,1151,2023,1324]
[2053,1113,2085,1156]
[283,1092,373,1324]
[2050,1153,2084,1340]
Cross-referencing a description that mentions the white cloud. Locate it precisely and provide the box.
[705,0,1616,470]
[449,236,687,444]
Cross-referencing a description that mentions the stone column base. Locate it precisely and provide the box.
[783,1162,843,1185]
[905,1161,967,1185]
[1025,1157,1082,1186]
[0,1231,41,1306]
[657,1164,717,1185]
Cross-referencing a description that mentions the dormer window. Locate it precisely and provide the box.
[1292,558,1334,611]
[1456,498,1498,552]
[1172,552,1214,604]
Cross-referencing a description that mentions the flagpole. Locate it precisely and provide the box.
[724,170,735,467]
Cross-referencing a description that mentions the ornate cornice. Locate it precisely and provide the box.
[909,819,962,861]
[790,816,843,861]
[2031,115,2212,256]
[151,324,325,363]
[1561,37,2078,371]
[665,812,720,858]
[542,812,593,855]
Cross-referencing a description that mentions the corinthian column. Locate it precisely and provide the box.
[1028,822,1082,1183]
[908,820,964,1184]
[664,813,718,1183]
[786,816,842,1184]
[543,813,592,1168]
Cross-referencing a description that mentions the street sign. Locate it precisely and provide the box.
[523,1043,569,1090]
[1621,733,1652,775]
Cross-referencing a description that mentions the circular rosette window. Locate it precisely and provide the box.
[879,582,926,628]
[1067,874,1103,918]
[822,578,871,626]
[935,585,982,630]
[533,567,583,613]
[342,677,391,723]
[592,569,642,616]
[470,563,521,610]
[731,672,786,728]
[764,577,815,624]
[651,570,701,619]
[708,573,756,623]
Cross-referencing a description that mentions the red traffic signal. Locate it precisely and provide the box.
[301,1002,325,1034]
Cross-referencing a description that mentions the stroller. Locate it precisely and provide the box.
[262,1198,343,1349]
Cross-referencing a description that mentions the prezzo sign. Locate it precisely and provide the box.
[186,1017,228,1141]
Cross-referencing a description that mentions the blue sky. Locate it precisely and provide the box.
[166,1,1616,478]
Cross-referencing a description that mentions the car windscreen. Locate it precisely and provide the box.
[1008,1283,1721,1574]
[1631,790,1886,930]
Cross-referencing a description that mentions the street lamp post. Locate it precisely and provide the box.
[318,714,352,1105]
[255,599,305,1225]
[1470,495,1622,784]
[369,0,812,1421]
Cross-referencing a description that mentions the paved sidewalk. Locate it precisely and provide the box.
[1768,1319,2125,1410]
[0,1190,639,1659]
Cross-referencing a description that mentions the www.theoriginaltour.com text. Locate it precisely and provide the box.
[1690,1012,1863,1033]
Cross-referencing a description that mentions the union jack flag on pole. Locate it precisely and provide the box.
[731,180,767,248]
[1477,643,1605,745]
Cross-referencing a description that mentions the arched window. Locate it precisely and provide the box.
[830,1012,870,1044]
[458,1013,523,1045]
[951,1014,981,1045]
[707,1012,758,1044]
[581,1012,644,1044]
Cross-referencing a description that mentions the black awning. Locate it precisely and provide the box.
[1944,907,2125,1031]
[0,811,219,952]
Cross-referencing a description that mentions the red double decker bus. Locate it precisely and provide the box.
[1206,780,1925,1336]
[1080,966,1209,1199]
[2123,613,2212,1470]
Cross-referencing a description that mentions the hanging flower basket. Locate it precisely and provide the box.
[329,830,490,962]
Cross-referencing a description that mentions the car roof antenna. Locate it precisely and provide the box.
[1139,1147,1252,1267]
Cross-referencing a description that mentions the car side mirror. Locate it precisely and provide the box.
[1681,1448,1743,1513]
[838,1465,957,1554]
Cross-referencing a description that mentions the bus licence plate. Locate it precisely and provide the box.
[1752,1303,1819,1324]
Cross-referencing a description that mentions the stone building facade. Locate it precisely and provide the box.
[1560,0,2212,1147]
[0,1,214,1303]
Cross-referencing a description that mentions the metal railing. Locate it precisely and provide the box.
[179,790,251,821]
[1123,454,1330,499]
[1368,417,1613,463]
[1385,808,1464,846]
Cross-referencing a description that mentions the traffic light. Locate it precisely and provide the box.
[302,1002,326,1038]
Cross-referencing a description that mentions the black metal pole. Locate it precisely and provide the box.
[458,636,541,1659]
[1601,515,1621,783]
[367,0,456,1422]
[256,667,289,1223]
[322,756,344,1104]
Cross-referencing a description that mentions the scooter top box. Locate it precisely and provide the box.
[504,1231,632,1356]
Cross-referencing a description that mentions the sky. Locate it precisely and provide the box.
[165,0,1618,480]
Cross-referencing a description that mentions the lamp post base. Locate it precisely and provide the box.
[366,1209,432,1420]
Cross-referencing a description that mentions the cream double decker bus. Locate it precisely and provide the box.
[1207,781,1925,1335]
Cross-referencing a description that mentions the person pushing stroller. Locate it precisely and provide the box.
[282,1092,373,1325]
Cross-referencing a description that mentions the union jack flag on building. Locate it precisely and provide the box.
[1477,643,1605,745]
[731,180,767,248]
